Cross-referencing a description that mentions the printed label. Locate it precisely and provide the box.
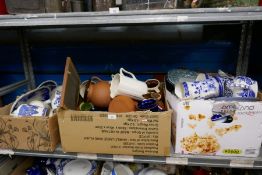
[82,114,161,155]
[108,114,117,120]
[113,155,134,162]
[177,16,189,22]
[166,157,188,165]
[223,149,242,155]
[109,7,120,14]
[77,153,98,160]
[71,115,93,122]
[230,160,254,168]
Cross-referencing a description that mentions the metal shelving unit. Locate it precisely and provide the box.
[0,7,262,27]
[0,29,35,97]
[0,6,261,168]
[1,146,262,169]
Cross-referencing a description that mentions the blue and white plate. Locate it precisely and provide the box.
[37,80,57,91]
[10,86,51,115]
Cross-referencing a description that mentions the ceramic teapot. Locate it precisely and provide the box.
[86,76,111,108]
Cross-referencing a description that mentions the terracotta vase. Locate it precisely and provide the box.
[87,78,111,108]
[108,95,137,113]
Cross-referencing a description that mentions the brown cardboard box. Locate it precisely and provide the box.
[0,104,60,152]
[57,57,172,156]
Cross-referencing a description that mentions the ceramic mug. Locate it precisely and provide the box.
[145,79,160,93]
[225,76,258,98]
[175,77,223,100]
[11,104,49,117]
[101,162,114,175]
[110,68,148,100]
[231,76,258,98]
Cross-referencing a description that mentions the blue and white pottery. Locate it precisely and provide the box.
[11,104,49,117]
[230,76,258,98]
[26,165,43,175]
[175,77,222,100]
[37,80,57,91]
[137,99,162,112]
[51,86,62,110]
[211,113,233,123]
[10,86,51,116]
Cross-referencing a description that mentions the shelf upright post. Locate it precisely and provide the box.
[18,29,36,90]
[236,21,253,76]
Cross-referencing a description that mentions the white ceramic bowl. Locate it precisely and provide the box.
[63,159,96,175]
[111,164,134,175]
[138,167,167,175]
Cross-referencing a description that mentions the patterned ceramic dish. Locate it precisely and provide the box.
[10,86,51,115]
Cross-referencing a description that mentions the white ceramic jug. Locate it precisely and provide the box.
[110,68,148,100]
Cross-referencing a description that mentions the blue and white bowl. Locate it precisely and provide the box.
[10,86,51,117]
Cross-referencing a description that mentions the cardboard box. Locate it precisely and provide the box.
[57,58,172,156]
[0,104,60,152]
[166,90,262,157]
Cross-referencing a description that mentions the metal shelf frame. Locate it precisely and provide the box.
[0,29,35,97]
[0,7,262,27]
[1,146,261,169]
[0,6,261,168]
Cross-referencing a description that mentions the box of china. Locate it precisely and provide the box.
[166,90,262,157]
[0,103,60,152]
[57,58,172,156]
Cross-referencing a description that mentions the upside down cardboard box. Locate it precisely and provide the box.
[0,104,60,152]
[166,90,262,157]
[57,58,172,156]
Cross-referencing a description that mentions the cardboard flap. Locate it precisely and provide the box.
[258,92,262,100]
[61,57,80,110]
[0,104,12,115]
